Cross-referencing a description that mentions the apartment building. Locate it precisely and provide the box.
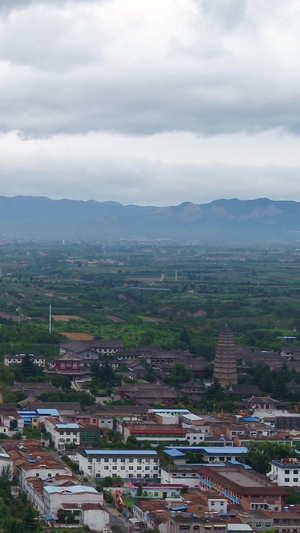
[78,449,160,481]
[267,458,300,487]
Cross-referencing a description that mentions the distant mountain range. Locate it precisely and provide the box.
[1,195,300,243]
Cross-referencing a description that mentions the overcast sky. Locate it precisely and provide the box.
[0,0,300,206]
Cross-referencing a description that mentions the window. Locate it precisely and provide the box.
[129,467,133,470]
[105,458,109,462]
[179,526,190,531]
[293,478,298,482]
[121,466,125,470]
[137,474,141,478]
[285,478,290,482]
[113,466,117,470]
[104,466,109,470]
[154,492,159,496]
[96,474,100,478]
[137,466,141,470]
[145,467,150,471]
[294,470,298,474]
[285,470,290,474]
[129,458,134,463]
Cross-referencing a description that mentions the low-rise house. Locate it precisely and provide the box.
[123,423,187,445]
[160,465,200,488]
[118,383,177,405]
[78,449,160,481]
[44,417,80,449]
[59,502,109,531]
[82,404,147,432]
[169,514,228,533]
[265,510,300,533]
[234,510,273,533]
[43,485,105,520]
[0,411,24,435]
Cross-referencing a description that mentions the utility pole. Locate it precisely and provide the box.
[49,304,52,334]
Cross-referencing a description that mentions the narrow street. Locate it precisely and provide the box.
[103,502,130,533]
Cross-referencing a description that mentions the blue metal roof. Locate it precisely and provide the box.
[84,449,157,455]
[199,447,248,455]
[56,423,79,429]
[17,411,37,415]
[36,409,59,416]
[164,449,185,458]
[242,417,259,422]
[44,485,98,494]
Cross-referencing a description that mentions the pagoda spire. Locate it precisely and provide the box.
[213,325,237,388]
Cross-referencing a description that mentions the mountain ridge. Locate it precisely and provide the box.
[0,195,300,242]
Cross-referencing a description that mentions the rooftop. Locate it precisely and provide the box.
[84,449,157,456]
[44,485,98,494]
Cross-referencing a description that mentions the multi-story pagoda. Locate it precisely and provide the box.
[213,325,238,387]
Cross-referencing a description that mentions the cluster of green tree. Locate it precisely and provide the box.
[241,363,298,401]
[89,362,121,394]
[0,323,61,349]
[40,390,95,407]
[164,363,194,386]
[241,441,297,474]
[0,475,41,533]
[14,354,45,382]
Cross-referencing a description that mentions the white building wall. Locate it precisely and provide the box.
[208,499,228,513]
[268,463,300,487]
[160,468,199,488]
[78,453,160,480]
[19,465,71,491]
[83,508,109,531]
[44,490,103,519]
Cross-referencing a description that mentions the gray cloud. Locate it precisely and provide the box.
[0,0,298,138]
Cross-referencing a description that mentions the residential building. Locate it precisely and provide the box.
[78,449,160,481]
[44,417,80,449]
[267,458,300,487]
[123,424,187,445]
[43,485,104,520]
[169,514,228,533]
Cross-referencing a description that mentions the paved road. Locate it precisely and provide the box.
[103,503,130,533]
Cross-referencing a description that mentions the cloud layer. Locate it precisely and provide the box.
[0,0,299,204]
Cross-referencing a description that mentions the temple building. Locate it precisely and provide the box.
[213,325,238,387]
